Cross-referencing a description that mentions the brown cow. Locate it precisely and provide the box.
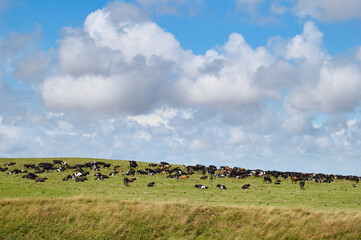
[178,175,189,179]
[35,177,48,182]
[291,176,299,183]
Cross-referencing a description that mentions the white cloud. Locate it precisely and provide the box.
[0,117,20,138]
[289,64,361,112]
[189,139,208,152]
[347,119,357,128]
[228,128,248,144]
[285,21,326,64]
[12,50,50,82]
[293,0,361,22]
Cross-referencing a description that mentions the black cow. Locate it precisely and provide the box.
[264,176,272,183]
[200,176,208,179]
[275,180,281,185]
[242,184,250,189]
[35,177,48,182]
[216,184,227,189]
[147,182,155,187]
[194,184,208,189]
[22,173,38,180]
[129,160,138,168]
[299,181,305,189]
[5,162,16,166]
[53,160,63,165]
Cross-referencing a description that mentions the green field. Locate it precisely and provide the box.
[1,157,361,239]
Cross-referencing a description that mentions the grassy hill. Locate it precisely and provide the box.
[1,157,361,239]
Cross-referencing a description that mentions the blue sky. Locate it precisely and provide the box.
[1,0,361,175]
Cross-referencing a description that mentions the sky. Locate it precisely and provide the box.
[0,0,361,175]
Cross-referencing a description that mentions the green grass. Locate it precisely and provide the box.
[0,157,361,239]
[1,157,360,210]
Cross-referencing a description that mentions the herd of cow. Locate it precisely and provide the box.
[0,160,360,190]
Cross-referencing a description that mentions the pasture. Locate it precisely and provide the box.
[1,157,361,239]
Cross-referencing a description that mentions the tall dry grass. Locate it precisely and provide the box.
[1,198,360,239]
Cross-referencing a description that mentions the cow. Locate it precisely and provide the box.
[291,176,299,183]
[264,176,272,183]
[216,184,227,189]
[4,162,16,166]
[62,175,72,181]
[129,160,138,168]
[149,163,158,167]
[147,182,155,187]
[242,184,250,189]
[75,177,87,182]
[35,177,48,182]
[275,180,281,185]
[103,163,111,168]
[178,175,189,180]
[299,181,305,189]
[22,173,38,180]
[194,184,208,189]
[200,176,208,179]
[353,184,357,187]
[95,175,109,180]
[124,177,137,186]
[53,160,63,165]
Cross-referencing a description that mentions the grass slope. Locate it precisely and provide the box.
[1,157,361,239]
[1,199,361,240]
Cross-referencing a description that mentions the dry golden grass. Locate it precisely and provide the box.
[1,198,361,239]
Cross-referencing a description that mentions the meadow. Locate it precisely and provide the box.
[0,157,361,239]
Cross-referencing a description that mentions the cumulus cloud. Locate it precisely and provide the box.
[233,0,361,23]
[289,64,361,112]
[12,50,50,82]
[292,0,361,22]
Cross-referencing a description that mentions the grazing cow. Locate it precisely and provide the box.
[35,177,48,182]
[75,177,87,182]
[124,177,130,186]
[109,172,118,176]
[5,162,16,166]
[216,184,227,189]
[24,164,36,169]
[129,160,138,168]
[353,184,357,187]
[178,175,189,180]
[124,177,137,186]
[95,175,109,180]
[291,176,299,183]
[62,175,72,181]
[275,180,281,185]
[103,163,111,168]
[194,184,208,189]
[264,176,272,183]
[22,173,38,180]
[200,176,208,179]
[147,182,155,187]
[0,167,8,172]
[53,160,63,165]
[242,184,250,189]
[299,181,305,189]
[128,169,135,176]
[149,163,158,167]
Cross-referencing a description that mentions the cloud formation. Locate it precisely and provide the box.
[1,1,361,175]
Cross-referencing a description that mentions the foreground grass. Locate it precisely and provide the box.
[0,198,360,240]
